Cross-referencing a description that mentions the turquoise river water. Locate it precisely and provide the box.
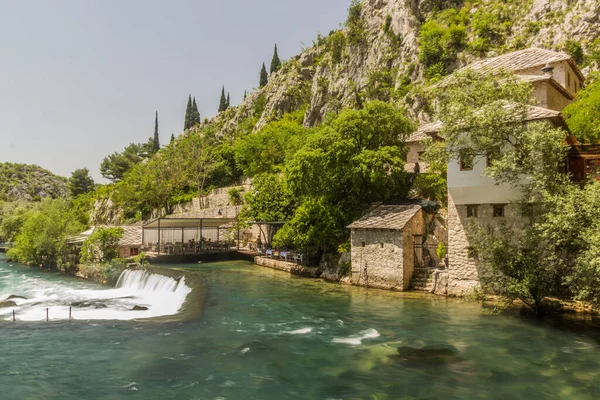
[1,253,600,399]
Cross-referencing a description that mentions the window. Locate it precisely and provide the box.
[380,243,384,249]
[361,241,366,248]
[467,205,478,218]
[417,151,425,161]
[493,205,505,217]
[568,72,571,88]
[459,149,475,171]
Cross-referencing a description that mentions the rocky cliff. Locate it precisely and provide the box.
[0,163,68,202]
[201,0,599,136]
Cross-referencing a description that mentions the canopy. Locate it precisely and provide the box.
[142,217,236,229]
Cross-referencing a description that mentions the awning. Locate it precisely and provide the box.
[142,217,236,229]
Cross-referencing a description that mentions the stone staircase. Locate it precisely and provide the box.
[411,267,436,292]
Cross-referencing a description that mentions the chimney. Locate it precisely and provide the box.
[541,63,554,77]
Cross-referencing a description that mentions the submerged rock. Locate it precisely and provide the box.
[392,345,461,366]
[6,295,26,300]
[0,300,17,308]
[132,305,149,311]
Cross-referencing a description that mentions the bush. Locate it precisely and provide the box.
[328,31,346,64]
[565,40,584,65]
[80,227,124,264]
[228,187,244,206]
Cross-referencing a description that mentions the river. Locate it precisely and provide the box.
[1,253,599,399]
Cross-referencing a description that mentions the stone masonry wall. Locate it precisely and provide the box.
[446,194,525,296]
[350,210,424,291]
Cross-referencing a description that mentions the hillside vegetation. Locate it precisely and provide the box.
[0,163,68,202]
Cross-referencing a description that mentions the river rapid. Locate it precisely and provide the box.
[1,253,600,399]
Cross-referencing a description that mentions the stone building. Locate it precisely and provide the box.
[407,48,584,295]
[347,203,425,291]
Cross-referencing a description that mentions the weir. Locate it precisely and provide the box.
[0,266,192,322]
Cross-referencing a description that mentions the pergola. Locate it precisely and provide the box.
[142,217,239,255]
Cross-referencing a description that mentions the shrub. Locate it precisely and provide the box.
[80,227,124,265]
[565,40,584,65]
[228,187,244,206]
[327,31,346,64]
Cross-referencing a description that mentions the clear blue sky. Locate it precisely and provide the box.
[0,0,350,181]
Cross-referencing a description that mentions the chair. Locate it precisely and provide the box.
[265,249,273,257]
[280,251,289,262]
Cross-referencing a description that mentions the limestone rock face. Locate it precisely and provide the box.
[201,0,598,139]
[89,197,123,226]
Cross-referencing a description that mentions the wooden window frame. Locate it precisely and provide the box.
[493,204,505,218]
[467,205,478,218]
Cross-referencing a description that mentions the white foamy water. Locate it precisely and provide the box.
[332,328,380,345]
[280,327,313,335]
[0,268,191,322]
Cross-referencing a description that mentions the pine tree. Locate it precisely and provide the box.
[243,90,247,101]
[192,97,200,125]
[270,44,281,74]
[170,133,175,143]
[226,93,230,109]
[184,95,192,130]
[219,86,227,112]
[153,111,160,152]
[260,63,268,88]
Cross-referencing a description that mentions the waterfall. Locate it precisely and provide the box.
[116,269,189,295]
[0,263,192,321]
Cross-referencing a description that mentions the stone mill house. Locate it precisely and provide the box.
[347,48,592,295]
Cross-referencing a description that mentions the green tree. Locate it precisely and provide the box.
[153,111,160,152]
[243,90,247,101]
[219,86,227,112]
[184,95,192,130]
[100,139,155,182]
[270,44,281,74]
[259,63,268,88]
[192,97,200,126]
[7,199,84,270]
[563,77,600,143]
[68,168,95,197]
[170,133,175,143]
[226,93,230,109]
[80,227,124,264]
[281,101,413,253]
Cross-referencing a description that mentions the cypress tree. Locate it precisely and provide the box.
[226,93,230,109]
[192,97,200,125]
[243,90,247,101]
[270,44,281,74]
[219,86,227,112]
[184,95,192,130]
[260,63,268,88]
[153,111,160,151]
[170,133,175,143]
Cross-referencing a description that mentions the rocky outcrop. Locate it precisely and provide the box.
[0,163,68,202]
[89,197,123,226]
[197,0,598,140]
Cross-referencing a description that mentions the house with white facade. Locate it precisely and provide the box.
[406,48,585,295]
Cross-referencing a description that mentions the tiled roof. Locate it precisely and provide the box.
[466,48,583,80]
[347,204,421,230]
[407,105,566,144]
[120,225,143,247]
[406,121,443,143]
[67,225,142,246]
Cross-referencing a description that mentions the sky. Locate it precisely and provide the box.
[0,0,351,181]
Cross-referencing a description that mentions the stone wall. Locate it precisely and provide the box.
[446,194,525,296]
[350,209,424,291]
[254,256,320,278]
